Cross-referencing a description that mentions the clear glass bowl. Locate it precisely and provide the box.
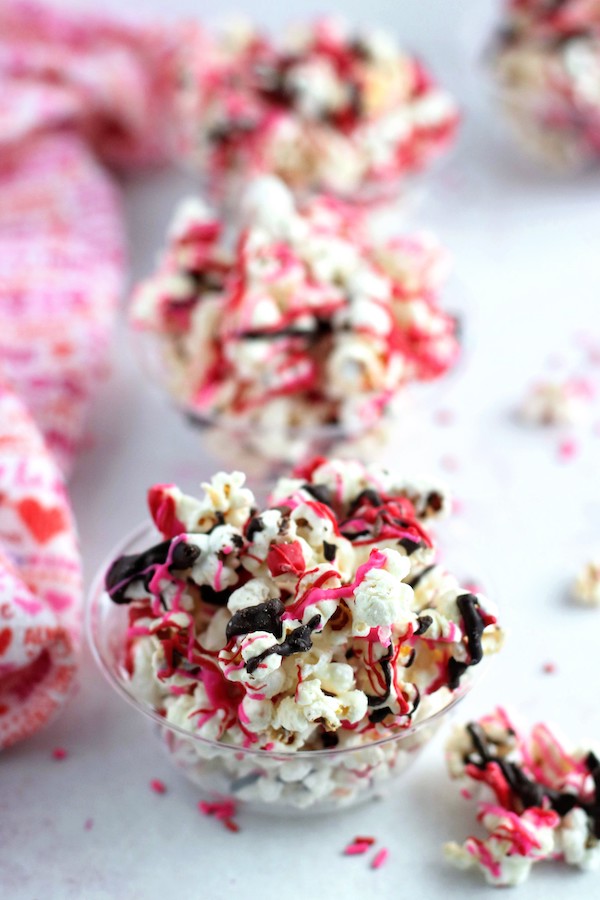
[87,520,490,816]
[487,75,600,172]
[468,7,600,171]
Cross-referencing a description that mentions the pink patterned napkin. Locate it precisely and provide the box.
[0,0,187,748]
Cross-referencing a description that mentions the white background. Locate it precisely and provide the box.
[3,0,600,898]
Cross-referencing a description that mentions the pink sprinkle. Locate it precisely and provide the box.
[460,787,473,800]
[344,841,371,856]
[84,818,94,831]
[557,438,579,462]
[434,408,455,427]
[150,779,167,794]
[198,798,239,832]
[542,661,557,674]
[52,747,68,760]
[371,848,389,870]
[354,835,376,846]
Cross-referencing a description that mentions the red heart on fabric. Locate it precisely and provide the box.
[0,628,12,656]
[16,498,67,544]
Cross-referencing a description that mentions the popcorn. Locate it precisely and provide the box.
[130,179,460,441]
[104,459,503,807]
[182,17,459,200]
[350,549,415,641]
[518,377,594,426]
[573,558,600,606]
[489,1,600,168]
[444,707,600,886]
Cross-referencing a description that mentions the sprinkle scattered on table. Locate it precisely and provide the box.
[557,437,579,463]
[343,837,389,870]
[198,799,239,832]
[150,778,167,794]
[371,848,389,870]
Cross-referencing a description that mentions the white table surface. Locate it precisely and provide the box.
[3,1,600,897]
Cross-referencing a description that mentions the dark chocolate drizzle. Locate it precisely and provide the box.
[230,772,262,792]
[105,539,199,605]
[245,516,264,542]
[426,491,444,514]
[238,318,334,342]
[366,646,393,708]
[398,537,422,555]
[406,564,435,589]
[245,615,322,675]
[171,541,202,569]
[226,598,285,642]
[349,488,383,513]
[369,706,392,724]
[415,615,433,636]
[447,593,486,690]
[185,269,226,295]
[323,541,337,562]
[302,483,334,506]
[199,585,234,607]
[404,647,416,669]
[464,723,600,836]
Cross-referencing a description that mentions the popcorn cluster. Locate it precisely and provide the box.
[573,558,600,606]
[490,0,600,167]
[182,16,459,200]
[445,707,600,886]
[517,376,594,426]
[131,177,460,437]
[105,459,502,765]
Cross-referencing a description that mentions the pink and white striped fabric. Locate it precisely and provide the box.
[0,0,188,748]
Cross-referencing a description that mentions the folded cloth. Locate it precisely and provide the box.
[0,383,80,748]
[0,0,188,748]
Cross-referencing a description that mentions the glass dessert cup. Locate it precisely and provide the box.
[486,77,600,172]
[459,0,600,172]
[87,517,491,816]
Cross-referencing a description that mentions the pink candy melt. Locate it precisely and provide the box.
[284,548,387,620]
[148,485,186,537]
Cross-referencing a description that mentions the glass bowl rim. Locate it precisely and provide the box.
[86,521,486,761]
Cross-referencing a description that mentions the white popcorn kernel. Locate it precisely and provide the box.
[350,549,415,637]
[227,578,274,614]
[241,176,296,238]
[168,196,216,240]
